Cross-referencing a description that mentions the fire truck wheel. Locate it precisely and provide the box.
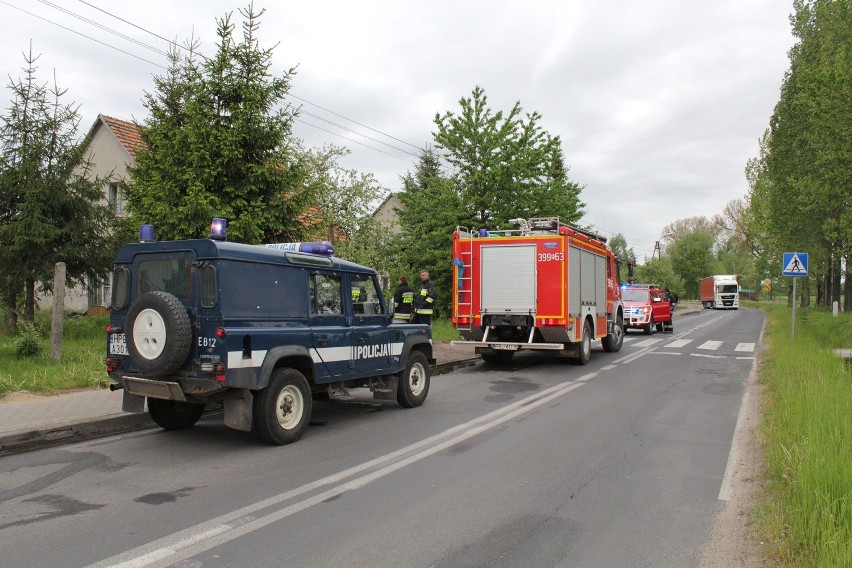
[397,351,430,408]
[576,320,592,365]
[254,368,312,445]
[643,317,653,335]
[602,316,624,353]
[126,291,192,376]
[147,398,205,430]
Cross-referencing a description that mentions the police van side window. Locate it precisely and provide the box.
[311,273,342,315]
[351,275,383,315]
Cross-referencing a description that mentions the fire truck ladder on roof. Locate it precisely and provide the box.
[455,227,474,332]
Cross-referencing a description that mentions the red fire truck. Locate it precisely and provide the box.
[450,217,625,364]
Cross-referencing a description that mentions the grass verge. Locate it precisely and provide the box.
[0,314,462,398]
[0,314,111,397]
[754,304,851,567]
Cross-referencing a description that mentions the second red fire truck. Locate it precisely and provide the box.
[450,217,625,364]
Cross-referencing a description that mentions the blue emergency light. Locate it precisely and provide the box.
[264,241,335,256]
[210,218,227,240]
[139,224,155,242]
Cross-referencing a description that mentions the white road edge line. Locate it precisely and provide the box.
[86,382,585,568]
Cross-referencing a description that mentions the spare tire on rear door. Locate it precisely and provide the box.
[126,291,192,376]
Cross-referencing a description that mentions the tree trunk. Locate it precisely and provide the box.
[831,256,841,307]
[845,254,851,312]
[25,277,36,321]
[4,286,17,333]
[800,278,810,308]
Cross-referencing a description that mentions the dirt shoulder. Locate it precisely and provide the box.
[699,354,767,567]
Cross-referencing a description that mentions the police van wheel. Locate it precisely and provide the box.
[147,398,205,430]
[397,351,430,408]
[126,291,192,377]
[602,316,624,353]
[254,368,312,445]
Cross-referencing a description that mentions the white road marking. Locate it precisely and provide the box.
[86,381,586,568]
[633,338,665,347]
[735,343,755,352]
[649,351,682,356]
[698,340,723,350]
[600,364,617,371]
[692,353,726,359]
[665,339,692,348]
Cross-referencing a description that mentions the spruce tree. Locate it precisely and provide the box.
[128,5,308,243]
[0,46,114,324]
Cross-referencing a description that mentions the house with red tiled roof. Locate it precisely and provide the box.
[38,115,144,313]
[77,114,144,218]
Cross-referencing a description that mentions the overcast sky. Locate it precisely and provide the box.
[2,0,796,260]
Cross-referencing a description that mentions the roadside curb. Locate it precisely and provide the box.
[0,359,482,456]
[0,412,155,456]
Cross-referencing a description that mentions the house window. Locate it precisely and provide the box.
[108,182,125,216]
[87,274,111,307]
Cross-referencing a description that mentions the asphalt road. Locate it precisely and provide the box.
[0,307,764,568]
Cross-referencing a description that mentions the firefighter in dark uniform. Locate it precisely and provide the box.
[413,270,436,326]
[391,276,414,323]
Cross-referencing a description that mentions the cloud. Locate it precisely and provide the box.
[0,0,795,254]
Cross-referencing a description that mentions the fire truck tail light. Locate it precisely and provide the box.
[216,374,226,382]
[457,316,470,324]
[216,328,227,338]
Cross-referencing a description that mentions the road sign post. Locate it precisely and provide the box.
[782,252,809,337]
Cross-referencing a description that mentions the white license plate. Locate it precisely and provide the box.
[109,333,128,355]
[491,343,519,351]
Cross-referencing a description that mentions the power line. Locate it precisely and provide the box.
[299,109,420,159]
[287,94,423,151]
[73,0,426,156]
[37,0,167,57]
[296,118,415,164]
[76,0,181,52]
[1,0,167,70]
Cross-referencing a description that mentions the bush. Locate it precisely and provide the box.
[13,321,44,358]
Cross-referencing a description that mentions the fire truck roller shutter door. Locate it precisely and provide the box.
[480,245,536,314]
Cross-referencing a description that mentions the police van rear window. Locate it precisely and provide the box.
[137,259,192,301]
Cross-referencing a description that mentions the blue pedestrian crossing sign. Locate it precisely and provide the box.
[782,252,808,276]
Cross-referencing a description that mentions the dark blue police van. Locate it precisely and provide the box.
[106,220,434,445]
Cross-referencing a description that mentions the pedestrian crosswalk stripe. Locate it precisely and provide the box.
[698,340,723,350]
[735,343,755,352]
[634,338,665,347]
[665,339,692,348]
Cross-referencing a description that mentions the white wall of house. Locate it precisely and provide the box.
[36,116,135,314]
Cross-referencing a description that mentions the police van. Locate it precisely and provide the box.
[105,220,434,445]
